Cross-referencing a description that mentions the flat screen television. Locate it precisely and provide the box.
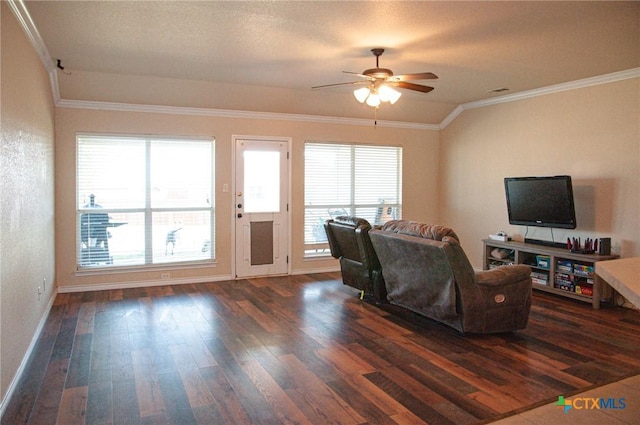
[504,175,577,229]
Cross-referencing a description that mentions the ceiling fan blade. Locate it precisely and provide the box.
[396,81,435,93]
[342,71,376,81]
[391,72,438,81]
[312,80,369,89]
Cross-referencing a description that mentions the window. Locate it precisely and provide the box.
[77,134,215,268]
[304,142,402,255]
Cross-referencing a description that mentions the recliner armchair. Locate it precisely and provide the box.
[369,220,532,333]
[324,216,386,301]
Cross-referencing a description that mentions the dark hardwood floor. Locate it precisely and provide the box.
[3,273,640,425]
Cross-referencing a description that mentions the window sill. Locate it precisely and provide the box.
[75,260,217,277]
[304,252,333,261]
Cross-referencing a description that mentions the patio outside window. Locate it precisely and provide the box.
[76,134,215,269]
[304,141,402,256]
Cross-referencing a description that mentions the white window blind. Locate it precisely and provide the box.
[304,142,402,254]
[77,134,215,268]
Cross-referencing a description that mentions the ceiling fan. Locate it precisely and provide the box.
[312,48,438,107]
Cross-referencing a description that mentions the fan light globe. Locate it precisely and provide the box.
[365,93,381,107]
[353,87,370,103]
[378,85,402,104]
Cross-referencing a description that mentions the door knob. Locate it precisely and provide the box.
[237,213,243,218]
[237,203,243,208]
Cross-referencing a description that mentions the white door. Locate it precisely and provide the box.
[234,138,289,278]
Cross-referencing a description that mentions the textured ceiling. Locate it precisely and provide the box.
[23,1,640,121]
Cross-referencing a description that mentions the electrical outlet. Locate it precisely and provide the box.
[161,273,170,280]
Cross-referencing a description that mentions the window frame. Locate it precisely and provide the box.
[76,133,216,270]
[303,140,402,256]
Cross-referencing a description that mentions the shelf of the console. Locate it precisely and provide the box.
[533,282,593,301]
[482,239,618,308]
[483,239,614,263]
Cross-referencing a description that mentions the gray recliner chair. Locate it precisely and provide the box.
[369,220,532,333]
[324,216,386,302]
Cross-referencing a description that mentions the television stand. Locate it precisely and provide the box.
[524,238,567,249]
[483,239,618,308]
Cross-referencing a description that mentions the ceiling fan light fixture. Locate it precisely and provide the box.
[353,87,370,103]
[378,84,402,104]
[316,48,436,113]
[365,92,381,107]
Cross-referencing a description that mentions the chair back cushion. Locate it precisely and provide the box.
[324,216,386,298]
[369,229,463,321]
[381,220,459,242]
[324,216,372,262]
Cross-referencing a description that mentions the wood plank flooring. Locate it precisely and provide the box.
[3,273,640,425]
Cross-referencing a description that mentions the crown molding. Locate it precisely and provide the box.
[55,68,639,131]
[439,105,464,129]
[8,0,61,103]
[7,0,53,71]
[55,99,441,130]
[10,0,638,132]
[439,67,640,129]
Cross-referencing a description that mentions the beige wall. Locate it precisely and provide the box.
[55,108,440,290]
[440,78,640,268]
[1,3,56,402]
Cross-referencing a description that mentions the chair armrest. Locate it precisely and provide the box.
[475,265,531,287]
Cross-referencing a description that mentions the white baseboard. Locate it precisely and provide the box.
[57,274,235,293]
[59,269,341,293]
[0,288,58,419]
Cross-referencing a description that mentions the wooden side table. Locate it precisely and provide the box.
[594,257,640,309]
